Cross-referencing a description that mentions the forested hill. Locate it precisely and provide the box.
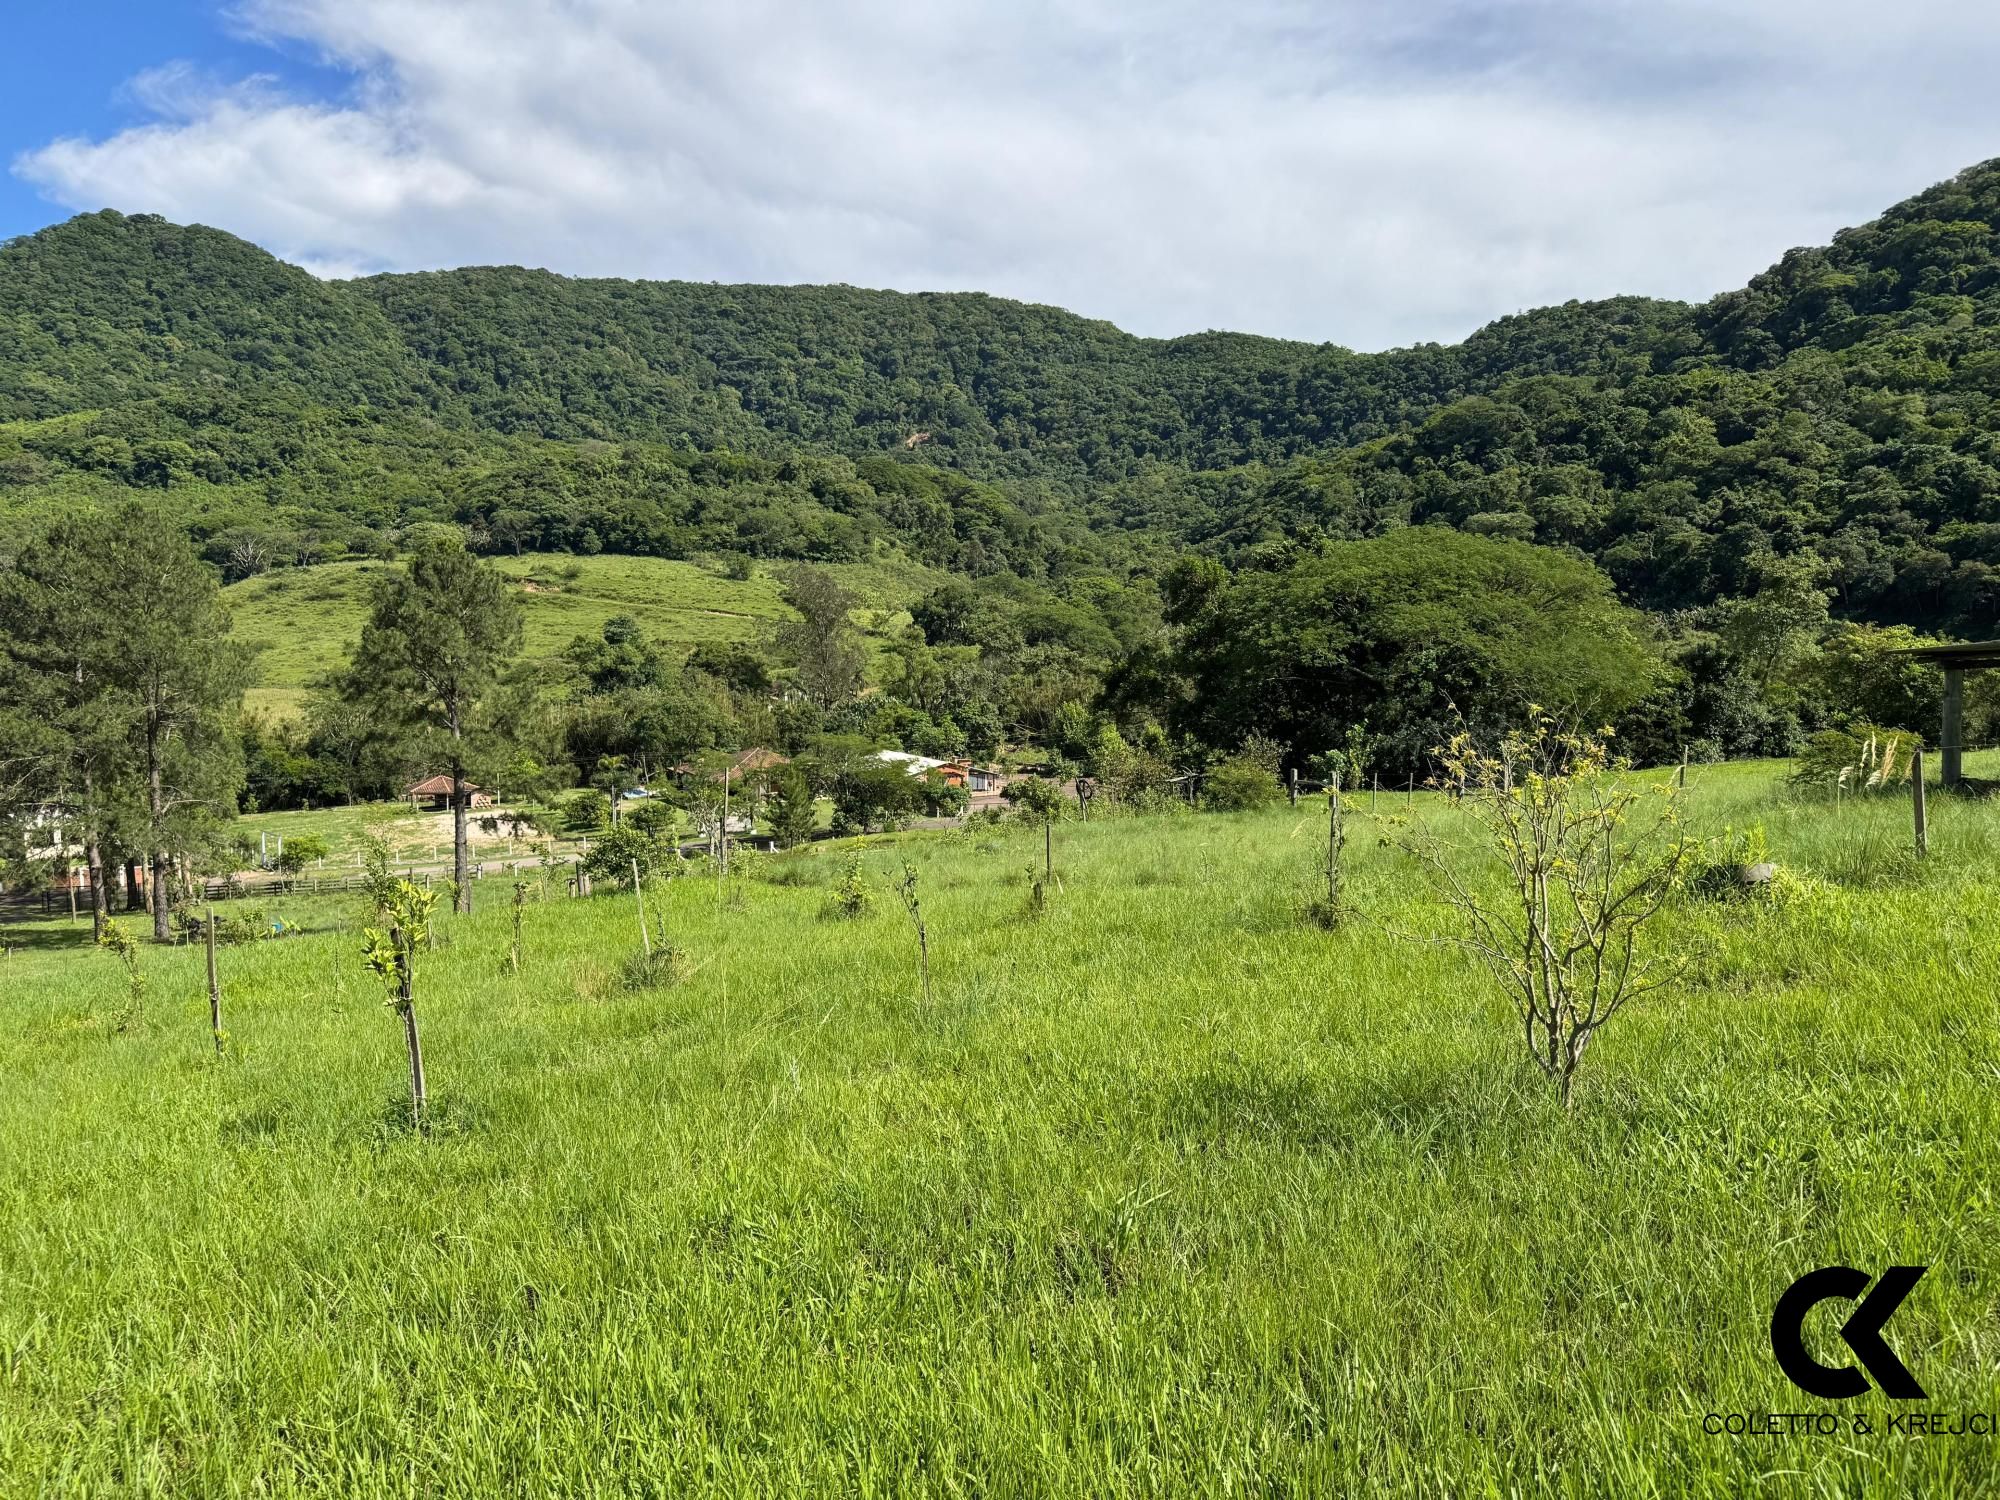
[0,209,444,420]
[2,157,1999,629]
[0,206,1685,475]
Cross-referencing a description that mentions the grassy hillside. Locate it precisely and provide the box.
[227,551,942,718]
[3,763,1996,1493]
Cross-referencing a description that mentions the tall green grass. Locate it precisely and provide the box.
[2,759,1997,1495]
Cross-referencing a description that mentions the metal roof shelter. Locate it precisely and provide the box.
[1895,639,2000,786]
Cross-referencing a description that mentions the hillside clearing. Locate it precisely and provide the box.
[225,551,938,719]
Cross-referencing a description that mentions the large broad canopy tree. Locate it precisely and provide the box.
[0,528,130,937]
[345,534,522,913]
[0,504,249,940]
[1161,527,1659,779]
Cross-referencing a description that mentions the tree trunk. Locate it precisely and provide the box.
[450,749,472,915]
[149,850,174,941]
[392,932,426,1126]
[85,838,108,942]
[147,729,172,943]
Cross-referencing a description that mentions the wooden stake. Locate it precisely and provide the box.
[1913,745,1928,858]
[632,858,652,958]
[1943,666,1965,787]
[1327,772,1343,911]
[395,931,426,1128]
[1677,746,1688,789]
[510,881,525,973]
[205,907,223,1056]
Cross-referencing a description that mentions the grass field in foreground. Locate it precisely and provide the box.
[3,758,1998,1496]
[225,550,938,719]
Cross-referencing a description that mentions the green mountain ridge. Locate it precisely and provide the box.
[3,157,1999,633]
[0,202,1693,472]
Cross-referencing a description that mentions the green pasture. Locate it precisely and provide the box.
[3,759,1998,1495]
[225,551,932,719]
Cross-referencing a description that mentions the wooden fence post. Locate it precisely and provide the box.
[1288,768,1298,807]
[1677,746,1688,789]
[1913,746,1928,858]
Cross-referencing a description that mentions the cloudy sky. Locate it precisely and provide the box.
[3,1,1995,348]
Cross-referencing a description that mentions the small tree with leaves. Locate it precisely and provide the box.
[274,834,330,879]
[361,880,440,1127]
[825,848,873,919]
[1304,773,1347,930]
[358,832,401,917]
[98,917,146,1031]
[1402,716,1693,1108]
[1004,775,1066,885]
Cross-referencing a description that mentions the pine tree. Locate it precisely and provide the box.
[344,535,522,913]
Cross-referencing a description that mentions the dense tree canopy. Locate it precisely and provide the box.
[6,158,2000,813]
[1155,530,1656,777]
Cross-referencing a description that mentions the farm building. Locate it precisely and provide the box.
[872,751,976,787]
[719,748,790,779]
[405,775,496,812]
[1896,637,2000,787]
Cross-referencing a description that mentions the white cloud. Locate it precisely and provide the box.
[13,0,2000,347]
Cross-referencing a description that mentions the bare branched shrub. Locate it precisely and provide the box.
[896,861,933,1007]
[1403,717,1693,1108]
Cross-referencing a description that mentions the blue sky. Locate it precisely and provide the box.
[5,2,1996,348]
[0,2,330,236]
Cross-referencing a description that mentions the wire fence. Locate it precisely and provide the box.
[1,830,784,922]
